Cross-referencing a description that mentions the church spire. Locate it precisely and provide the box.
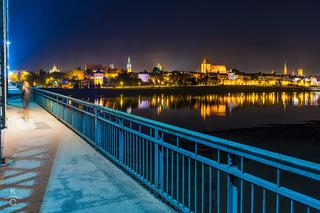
[127,57,132,73]
[284,62,288,75]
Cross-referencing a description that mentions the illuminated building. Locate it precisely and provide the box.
[211,65,227,74]
[49,65,60,74]
[8,70,18,82]
[201,58,211,74]
[110,64,114,69]
[127,57,132,73]
[284,62,288,75]
[105,68,120,79]
[69,68,85,80]
[157,63,163,71]
[228,71,238,80]
[93,70,104,85]
[310,77,318,86]
[138,72,150,83]
[298,68,304,76]
[200,57,227,74]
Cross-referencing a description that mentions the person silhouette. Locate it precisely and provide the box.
[22,81,32,120]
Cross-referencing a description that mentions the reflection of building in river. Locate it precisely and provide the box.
[92,92,320,119]
[200,104,227,119]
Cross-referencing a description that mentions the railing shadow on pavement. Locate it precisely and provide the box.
[33,88,320,213]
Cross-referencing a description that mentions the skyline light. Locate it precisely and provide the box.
[10,0,320,74]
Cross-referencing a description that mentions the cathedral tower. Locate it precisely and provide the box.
[127,57,132,73]
[284,62,288,75]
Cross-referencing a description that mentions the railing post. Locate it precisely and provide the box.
[94,107,99,149]
[154,129,164,189]
[118,118,124,162]
[227,154,238,213]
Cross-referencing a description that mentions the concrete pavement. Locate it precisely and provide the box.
[0,88,173,213]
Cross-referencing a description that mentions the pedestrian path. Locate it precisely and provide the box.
[0,88,173,213]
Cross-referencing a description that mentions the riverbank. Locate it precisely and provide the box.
[46,85,311,98]
[207,120,320,164]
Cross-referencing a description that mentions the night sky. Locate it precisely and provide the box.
[11,0,320,74]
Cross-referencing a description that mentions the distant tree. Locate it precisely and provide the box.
[38,69,47,86]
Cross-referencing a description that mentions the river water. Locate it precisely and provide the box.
[86,92,320,132]
[81,91,320,212]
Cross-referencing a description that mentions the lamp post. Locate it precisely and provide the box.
[0,0,9,164]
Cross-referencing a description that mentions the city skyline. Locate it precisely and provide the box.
[14,58,314,77]
[10,0,320,73]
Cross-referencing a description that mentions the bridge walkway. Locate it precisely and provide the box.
[0,87,173,212]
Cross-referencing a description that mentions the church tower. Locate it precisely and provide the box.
[127,57,132,73]
[201,57,211,74]
[284,62,288,75]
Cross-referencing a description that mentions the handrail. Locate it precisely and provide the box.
[34,88,320,174]
[33,88,320,212]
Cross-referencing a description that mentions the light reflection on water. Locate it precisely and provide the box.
[88,92,320,131]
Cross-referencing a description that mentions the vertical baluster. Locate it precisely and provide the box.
[149,128,153,182]
[107,123,110,153]
[136,134,138,172]
[114,124,116,157]
[134,134,136,171]
[171,150,174,196]
[138,125,143,176]
[250,184,255,213]
[124,130,126,164]
[240,157,244,213]
[182,155,185,207]
[139,136,142,175]
[306,207,310,213]
[154,130,159,187]
[146,141,149,181]
[176,152,179,203]
[176,137,180,202]
[188,157,191,209]
[201,163,204,213]
[195,159,197,213]
[109,120,112,155]
[127,130,129,165]
[143,138,145,178]
[131,132,133,169]
[262,189,266,213]
[217,150,220,213]
[126,131,128,167]
[209,166,212,213]
[104,118,107,152]
[106,122,108,151]
[166,148,169,194]
[227,153,238,213]
[150,140,153,183]
[160,132,164,190]
[290,200,294,213]
[111,124,114,156]
[119,118,124,162]
[276,169,281,213]
[112,124,114,155]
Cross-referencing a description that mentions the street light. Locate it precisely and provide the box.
[0,0,9,164]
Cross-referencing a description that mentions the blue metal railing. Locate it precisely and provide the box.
[33,88,320,213]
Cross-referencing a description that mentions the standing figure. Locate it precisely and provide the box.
[22,81,32,120]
